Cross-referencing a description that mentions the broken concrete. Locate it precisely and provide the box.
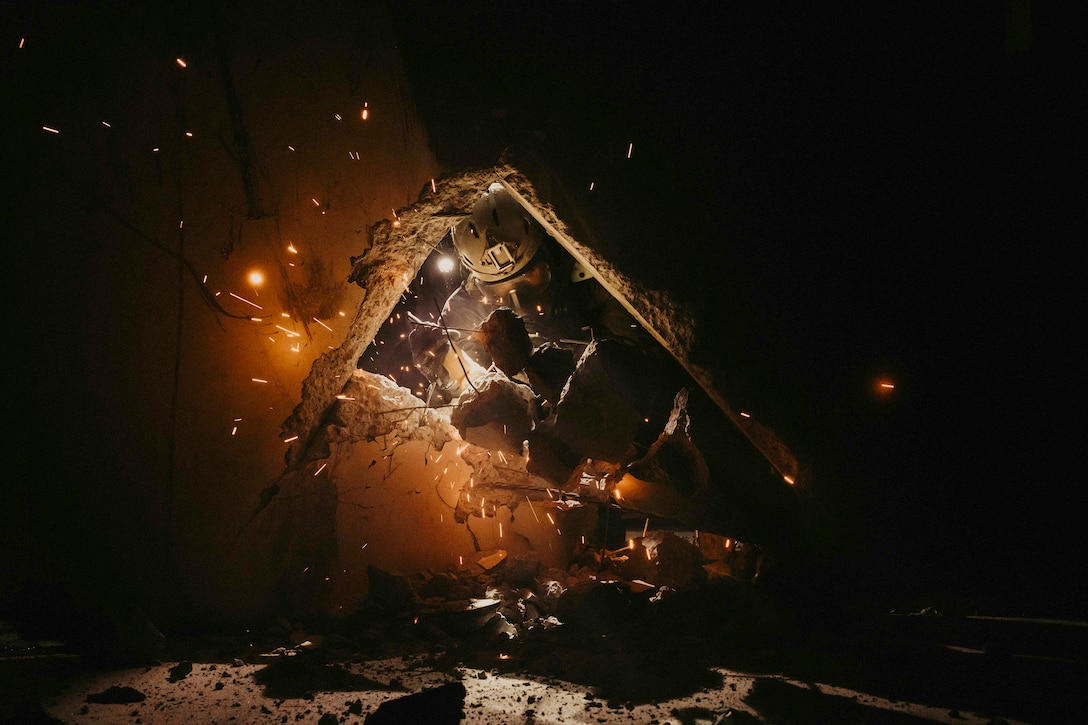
[627,388,711,496]
[449,371,537,456]
[472,308,533,377]
[525,343,576,405]
[554,338,657,464]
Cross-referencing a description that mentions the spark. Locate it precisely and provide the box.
[229,292,262,310]
[431,178,436,193]
[361,543,368,549]
[361,102,369,120]
[185,131,193,138]
[783,475,795,485]
[175,57,187,68]
[231,426,237,436]
[526,496,540,522]
[642,517,649,538]
[311,198,320,206]
[251,378,269,384]
[274,325,300,337]
[314,462,327,476]
[101,121,111,128]
[459,555,464,565]
[498,523,503,538]
[545,513,555,525]
[589,181,595,191]
[740,412,751,418]
[880,382,895,389]
[627,142,633,158]
[284,435,299,443]
[152,147,159,152]
[287,145,295,151]
[313,317,332,331]
[19,38,25,49]
[287,243,298,253]
[42,126,59,134]
[335,395,356,401]
[202,274,207,284]
[334,113,342,121]
[281,312,291,318]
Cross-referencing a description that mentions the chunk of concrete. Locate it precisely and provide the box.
[555,339,656,463]
[627,388,710,496]
[473,307,533,376]
[451,371,537,456]
[525,343,575,405]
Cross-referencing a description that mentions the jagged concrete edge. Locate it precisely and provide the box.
[494,166,805,487]
[281,163,805,488]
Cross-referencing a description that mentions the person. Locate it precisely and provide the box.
[411,182,642,401]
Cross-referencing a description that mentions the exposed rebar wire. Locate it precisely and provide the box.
[435,300,480,395]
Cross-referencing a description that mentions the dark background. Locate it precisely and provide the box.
[3,1,1081,620]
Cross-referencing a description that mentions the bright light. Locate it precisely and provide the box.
[247,270,265,287]
[437,255,456,274]
[875,377,897,396]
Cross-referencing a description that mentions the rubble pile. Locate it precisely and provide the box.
[351,529,765,653]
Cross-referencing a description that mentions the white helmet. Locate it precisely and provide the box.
[452,183,544,283]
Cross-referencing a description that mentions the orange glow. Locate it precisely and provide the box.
[875,377,898,397]
[247,270,265,287]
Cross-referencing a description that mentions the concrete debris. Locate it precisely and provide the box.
[525,342,576,405]
[525,418,578,486]
[167,660,192,682]
[450,371,537,456]
[500,553,542,587]
[325,370,455,452]
[627,388,711,496]
[472,307,533,377]
[614,532,708,590]
[476,550,508,571]
[555,339,656,463]
[85,685,146,704]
